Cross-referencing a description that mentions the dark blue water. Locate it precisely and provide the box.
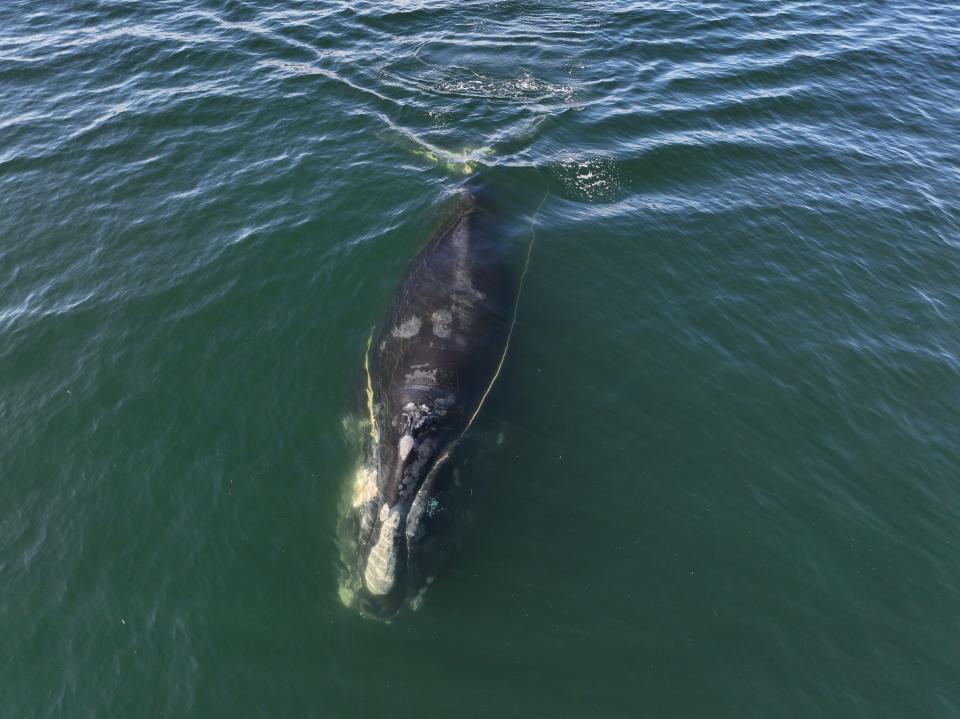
[2,1,959,716]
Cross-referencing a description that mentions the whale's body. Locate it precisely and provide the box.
[341,190,515,619]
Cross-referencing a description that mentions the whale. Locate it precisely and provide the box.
[339,187,520,619]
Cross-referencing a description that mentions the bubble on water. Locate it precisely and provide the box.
[553,156,624,202]
[427,108,453,129]
[434,70,574,103]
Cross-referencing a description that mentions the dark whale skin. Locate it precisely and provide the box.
[342,189,515,619]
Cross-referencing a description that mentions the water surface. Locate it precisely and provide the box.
[2,1,959,716]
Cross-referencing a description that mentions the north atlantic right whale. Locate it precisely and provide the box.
[338,186,522,620]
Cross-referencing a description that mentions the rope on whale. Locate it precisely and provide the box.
[462,190,548,435]
[411,189,548,506]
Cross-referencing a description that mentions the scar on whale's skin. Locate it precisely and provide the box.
[391,316,421,339]
[431,308,453,338]
[405,367,438,385]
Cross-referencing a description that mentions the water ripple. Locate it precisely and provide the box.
[2,0,960,715]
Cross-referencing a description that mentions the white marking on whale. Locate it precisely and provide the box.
[405,367,438,385]
[398,434,414,463]
[350,463,378,508]
[364,505,402,596]
[391,316,421,339]
[431,308,453,338]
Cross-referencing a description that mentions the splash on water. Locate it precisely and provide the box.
[434,70,574,104]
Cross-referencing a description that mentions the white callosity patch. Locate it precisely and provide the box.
[391,316,421,339]
[431,308,453,338]
[364,505,402,596]
[351,464,378,508]
[397,437,436,498]
[400,401,438,434]
[398,434,414,463]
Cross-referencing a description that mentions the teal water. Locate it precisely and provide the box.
[2,1,959,716]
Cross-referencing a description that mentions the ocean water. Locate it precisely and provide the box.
[2,0,959,716]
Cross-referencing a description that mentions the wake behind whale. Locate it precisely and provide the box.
[338,185,537,620]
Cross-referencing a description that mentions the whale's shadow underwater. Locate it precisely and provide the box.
[338,181,536,620]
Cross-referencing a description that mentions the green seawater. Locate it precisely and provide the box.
[2,1,959,716]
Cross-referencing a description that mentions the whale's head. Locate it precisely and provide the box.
[338,402,460,621]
